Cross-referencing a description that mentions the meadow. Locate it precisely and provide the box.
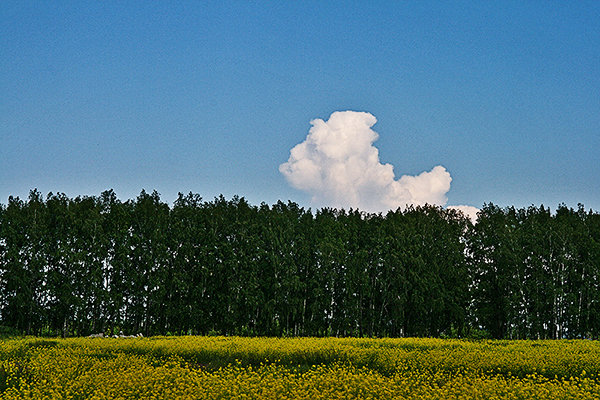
[1,336,600,399]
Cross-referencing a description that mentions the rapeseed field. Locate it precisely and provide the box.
[1,336,599,399]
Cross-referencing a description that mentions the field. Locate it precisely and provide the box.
[1,336,600,399]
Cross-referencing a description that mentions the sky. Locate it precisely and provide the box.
[1,1,599,214]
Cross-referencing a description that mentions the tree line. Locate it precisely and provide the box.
[0,189,599,339]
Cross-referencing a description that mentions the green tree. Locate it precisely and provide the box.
[467,204,521,339]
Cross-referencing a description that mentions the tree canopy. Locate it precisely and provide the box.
[1,190,598,339]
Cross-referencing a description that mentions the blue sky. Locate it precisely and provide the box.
[1,1,599,212]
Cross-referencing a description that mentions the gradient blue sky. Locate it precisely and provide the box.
[1,2,599,211]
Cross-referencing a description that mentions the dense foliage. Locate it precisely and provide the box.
[0,190,599,339]
[2,336,600,399]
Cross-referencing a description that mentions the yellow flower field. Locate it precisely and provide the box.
[1,336,600,399]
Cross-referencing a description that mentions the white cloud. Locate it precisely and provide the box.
[447,205,480,223]
[279,111,455,213]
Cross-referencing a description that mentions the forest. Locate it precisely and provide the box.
[0,189,599,340]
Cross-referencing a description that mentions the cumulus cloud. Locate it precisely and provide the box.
[447,205,480,223]
[279,111,455,213]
